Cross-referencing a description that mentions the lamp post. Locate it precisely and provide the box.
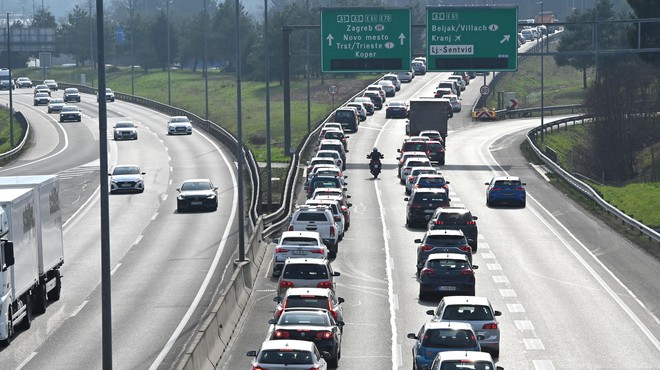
[235,0,246,262]
[204,0,208,119]
[537,1,545,142]
[264,0,272,212]
[130,0,134,95]
[167,0,171,105]
[6,12,14,148]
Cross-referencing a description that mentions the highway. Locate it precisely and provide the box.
[216,71,660,369]
[0,89,241,369]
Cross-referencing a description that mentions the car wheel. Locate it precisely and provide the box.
[328,353,339,367]
[439,159,445,165]
[77,118,81,122]
[134,135,138,140]
[59,118,63,122]
[521,199,526,208]
[486,197,491,207]
[0,307,13,346]
[419,286,429,301]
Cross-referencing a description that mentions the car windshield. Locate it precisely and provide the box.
[170,117,189,123]
[65,89,78,93]
[115,122,135,128]
[106,88,113,92]
[310,178,341,188]
[324,131,343,140]
[424,235,467,246]
[390,102,406,107]
[421,328,477,348]
[282,264,329,279]
[113,166,140,175]
[441,305,493,321]
[278,312,330,326]
[258,350,314,365]
[181,181,212,191]
[281,237,319,246]
[335,111,353,119]
[439,361,495,370]
[61,107,78,112]
[285,296,330,310]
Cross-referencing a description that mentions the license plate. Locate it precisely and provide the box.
[191,201,202,205]
[120,184,131,187]
[438,286,456,291]
[424,209,435,214]
[292,250,308,255]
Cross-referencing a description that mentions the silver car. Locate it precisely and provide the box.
[277,258,340,297]
[272,231,328,276]
[113,121,138,140]
[426,295,502,358]
[247,339,329,370]
[108,165,145,193]
[167,115,192,135]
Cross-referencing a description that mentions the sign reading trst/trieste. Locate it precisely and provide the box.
[321,8,411,73]
[426,6,518,72]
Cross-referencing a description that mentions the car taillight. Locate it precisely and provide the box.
[273,330,290,339]
[253,366,269,370]
[317,281,332,288]
[340,206,347,212]
[434,220,444,225]
[460,268,474,275]
[426,150,431,156]
[420,245,433,251]
[410,203,423,209]
[329,226,335,238]
[420,268,435,276]
[490,187,502,191]
[315,331,333,340]
[307,166,312,172]
[330,309,338,319]
[280,281,294,288]
[466,220,476,225]
[310,249,325,254]
[483,322,498,330]
[408,176,414,181]
[288,225,294,231]
[275,247,289,253]
[459,245,472,253]
[515,187,525,191]
[307,367,320,370]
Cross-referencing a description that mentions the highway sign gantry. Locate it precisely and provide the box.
[321,8,411,73]
[426,6,518,72]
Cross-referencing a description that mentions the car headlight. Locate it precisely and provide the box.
[206,194,216,199]
[177,195,184,200]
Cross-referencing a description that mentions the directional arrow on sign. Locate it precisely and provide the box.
[509,98,518,109]
[500,35,510,44]
[326,34,334,46]
[399,33,406,45]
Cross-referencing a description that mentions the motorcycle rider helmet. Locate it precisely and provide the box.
[372,147,378,153]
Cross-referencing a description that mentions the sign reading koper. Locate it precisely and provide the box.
[321,8,411,73]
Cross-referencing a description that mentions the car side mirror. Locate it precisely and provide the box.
[176,188,181,192]
[343,175,348,179]
[414,239,422,243]
[472,265,479,269]
[472,216,478,220]
[347,203,352,208]
[141,172,146,175]
[338,297,345,304]
[494,310,502,316]
[522,182,527,185]
[332,272,341,277]
[2,241,15,269]
[343,187,348,191]
[272,238,280,244]
[496,367,504,370]
[267,318,276,325]
[346,195,351,199]
[246,350,257,357]
[406,333,418,340]
[214,187,218,191]
[321,351,332,359]
[396,157,400,160]
[425,309,434,316]
[484,182,490,185]
[108,173,112,176]
[404,197,409,201]
[445,181,450,184]
[397,149,401,152]
[273,296,281,303]
[448,198,451,202]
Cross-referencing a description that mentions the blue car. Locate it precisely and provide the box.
[407,321,482,370]
[485,176,526,207]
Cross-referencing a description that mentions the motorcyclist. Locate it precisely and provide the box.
[366,147,384,170]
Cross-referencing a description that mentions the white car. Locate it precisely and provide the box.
[167,116,192,135]
[108,165,145,193]
[428,351,502,370]
[400,157,432,183]
[377,80,396,97]
[444,94,462,112]
[346,102,367,121]
[382,73,401,91]
[271,231,328,276]
[395,70,414,83]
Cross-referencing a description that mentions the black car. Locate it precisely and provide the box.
[418,253,477,300]
[385,101,408,118]
[307,176,345,199]
[268,308,343,367]
[415,229,473,274]
[404,188,451,228]
[332,108,359,133]
[176,179,218,212]
[59,106,82,122]
[63,88,81,103]
[427,207,479,251]
[362,91,383,110]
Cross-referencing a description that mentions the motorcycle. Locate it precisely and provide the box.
[367,154,383,179]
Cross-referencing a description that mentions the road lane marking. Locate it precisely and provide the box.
[533,360,556,370]
[111,263,122,275]
[515,320,535,330]
[70,300,89,317]
[487,263,502,270]
[523,338,545,350]
[499,289,517,298]
[14,352,38,370]
[492,276,509,284]
[507,303,525,313]
[481,252,496,259]
[132,235,143,246]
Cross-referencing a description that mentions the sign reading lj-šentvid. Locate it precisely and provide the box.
[426,6,518,72]
[321,8,411,73]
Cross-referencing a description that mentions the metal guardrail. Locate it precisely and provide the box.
[527,115,660,245]
[0,110,30,165]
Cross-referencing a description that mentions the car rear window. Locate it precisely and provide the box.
[402,142,427,152]
[437,212,470,224]
[283,264,329,279]
[406,160,430,168]
[439,360,495,370]
[285,296,330,310]
[281,237,319,246]
[413,193,448,203]
[494,180,521,187]
[427,142,444,152]
[310,179,341,190]
[324,131,344,140]
[421,328,477,348]
[295,212,330,222]
[259,350,314,364]
[418,177,445,186]
[424,235,467,245]
[335,111,353,119]
[426,259,470,270]
[441,305,493,321]
[320,144,343,153]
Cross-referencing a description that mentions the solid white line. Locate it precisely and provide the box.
[132,235,143,246]
[151,213,158,221]
[111,263,122,275]
[149,128,239,369]
[483,124,660,352]
[14,351,38,370]
[373,116,400,370]
[531,163,551,181]
[70,300,89,317]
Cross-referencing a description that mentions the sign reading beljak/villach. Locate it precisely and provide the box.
[321,8,411,73]
[426,6,518,72]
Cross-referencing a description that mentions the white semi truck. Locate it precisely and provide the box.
[0,176,64,346]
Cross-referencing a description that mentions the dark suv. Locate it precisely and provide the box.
[427,207,479,251]
[404,188,451,228]
[415,229,472,274]
[333,108,359,132]
[307,176,346,199]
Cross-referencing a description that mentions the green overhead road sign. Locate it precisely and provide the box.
[321,8,411,73]
[426,6,518,72]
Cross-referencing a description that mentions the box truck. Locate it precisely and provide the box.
[405,98,450,140]
[0,177,64,346]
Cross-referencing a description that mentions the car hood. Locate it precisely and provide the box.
[111,174,142,181]
[179,190,215,197]
[115,127,136,132]
[169,122,191,127]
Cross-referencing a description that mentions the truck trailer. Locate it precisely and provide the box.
[405,98,450,141]
[0,176,64,346]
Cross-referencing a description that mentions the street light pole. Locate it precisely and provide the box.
[6,12,13,148]
[130,0,134,95]
[264,0,272,212]
[167,0,171,105]
[537,1,545,142]
[204,0,208,119]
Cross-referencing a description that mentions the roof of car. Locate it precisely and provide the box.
[417,174,445,179]
[435,350,495,363]
[283,258,330,266]
[434,207,469,214]
[492,176,522,181]
[258,339,317,351]
[440,296,491,307]
[426,229,465,237]
[284,287,334,297]
[422,321,473,330]
[412,187,448,194]
[427,253,470,262]
[280,231,322,239]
